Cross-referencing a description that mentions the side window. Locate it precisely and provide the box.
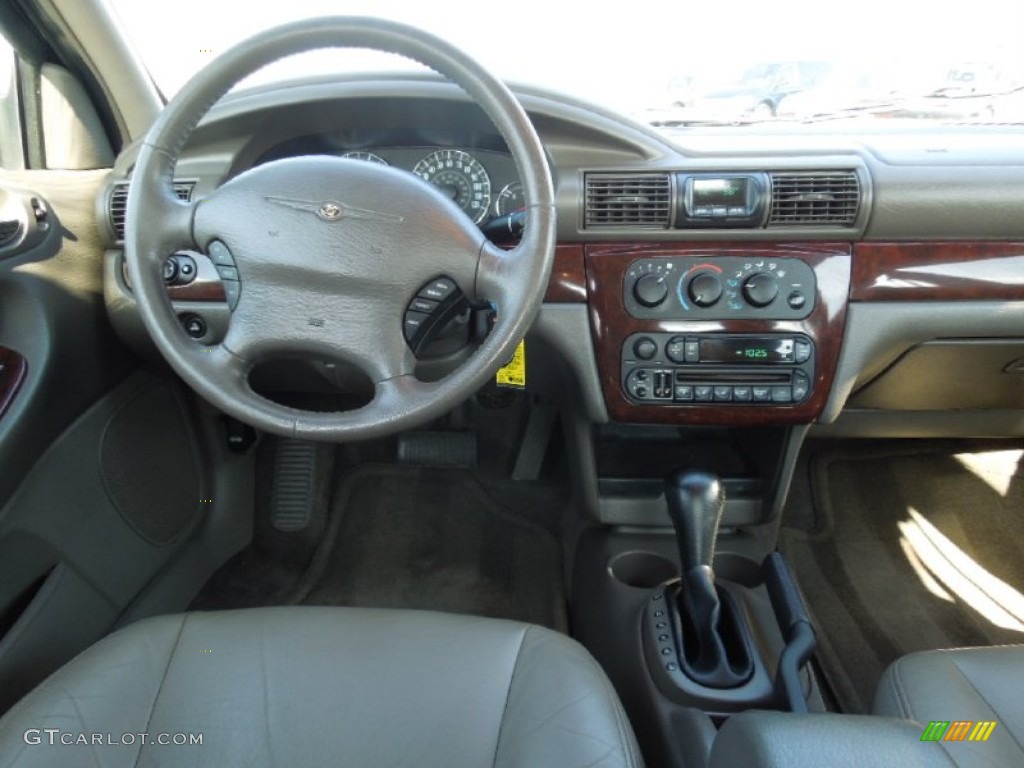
[0,34,24,170]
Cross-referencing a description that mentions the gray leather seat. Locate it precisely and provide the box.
[0,607,643,767]
[875,645,1024,767]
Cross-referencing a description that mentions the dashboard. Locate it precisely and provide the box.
[100,74,1024,438]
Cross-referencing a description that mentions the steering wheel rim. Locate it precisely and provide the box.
[126,17,556,441]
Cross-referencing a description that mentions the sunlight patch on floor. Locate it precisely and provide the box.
[952,449,1023,497]
[898,507,1024,632]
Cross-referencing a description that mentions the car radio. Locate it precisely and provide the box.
[621,333,814,405]
[677,173,769,228]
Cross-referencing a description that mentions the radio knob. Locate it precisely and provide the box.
[742,272,779,308]
[633,273,669,307]
[687,272,723,308]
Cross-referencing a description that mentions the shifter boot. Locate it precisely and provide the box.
[671,566,755,689]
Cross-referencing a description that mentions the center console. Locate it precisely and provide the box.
[567,241,852,765]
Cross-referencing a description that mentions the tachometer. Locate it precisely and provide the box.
[341,151,388,165]
[412,150,492,224]
[495,182,525,216]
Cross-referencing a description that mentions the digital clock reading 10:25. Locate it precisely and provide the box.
[743,348,769,359]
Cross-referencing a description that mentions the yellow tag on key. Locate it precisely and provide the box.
[496,340,526,388]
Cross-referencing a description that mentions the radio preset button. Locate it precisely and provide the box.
[792,371,810,401]
[713,386,733,402]
[752,386,772,402]
[771,386,793,403]
[694,386,714,402]
[733,386,752,402]
[674,385,694,401]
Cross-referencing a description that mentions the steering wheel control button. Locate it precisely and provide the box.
[163,258,179,283]
[633,273,669,308]
[403,311,430,341]
[222,280,241,310]
[633,337,658,360]
[207,240,236,267]
[418,278,456,302]
[688,272,723,307]
[410,297,438,314]
[742,272,779,307]
[216,265,239,282]
[181,314,207,339]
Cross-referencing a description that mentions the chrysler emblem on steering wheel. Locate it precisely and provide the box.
[265,195,404,224]
[318,202,343,221]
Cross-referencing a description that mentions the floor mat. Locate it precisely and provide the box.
[290,465,567,631]
[780,442,1024,713]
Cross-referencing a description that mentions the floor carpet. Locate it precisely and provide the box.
[780,441,1024,713]
[290,465,567,631]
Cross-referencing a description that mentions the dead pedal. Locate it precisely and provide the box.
[270,439,318,532]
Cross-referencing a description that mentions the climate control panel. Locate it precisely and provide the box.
[622,256,816,320]
[621,333,815,406]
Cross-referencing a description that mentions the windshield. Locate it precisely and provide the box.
[108,0,1024,130]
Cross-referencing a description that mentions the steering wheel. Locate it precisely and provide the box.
[125,17,555,441]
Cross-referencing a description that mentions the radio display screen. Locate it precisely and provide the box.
[692,177,749,207]
[699,337,794,364]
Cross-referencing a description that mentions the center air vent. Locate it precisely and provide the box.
[767,171,860,226]
[585,173,671,228]
[109,181,195,242]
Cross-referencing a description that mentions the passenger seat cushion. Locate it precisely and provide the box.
[710,711,956,768]
[874,645,1024,767]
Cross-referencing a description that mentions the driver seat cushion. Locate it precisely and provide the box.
[0,607,643,767]
[874,644,1024,767]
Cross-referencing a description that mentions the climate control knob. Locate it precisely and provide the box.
[687,272,723,308]
[742,272,779,308]
[633,273,669,308]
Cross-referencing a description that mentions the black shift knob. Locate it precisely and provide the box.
[665,469,725,572]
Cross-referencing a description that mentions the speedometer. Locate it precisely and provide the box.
[412,150,492,224]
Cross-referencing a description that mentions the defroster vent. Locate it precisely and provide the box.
[768,171,860,226]
[585,173,671,228]
[109,181,195,241]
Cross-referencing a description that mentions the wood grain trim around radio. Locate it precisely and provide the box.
[0,347,28,422]
[585,242,852,426]
[545,244,587,303]
[852,242,1024,302]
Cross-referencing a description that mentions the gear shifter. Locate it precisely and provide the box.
[664,469,754,689]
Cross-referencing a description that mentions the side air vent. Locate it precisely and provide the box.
[109,181,195,241]
[767,171,860,226]
[585,173,672,228]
